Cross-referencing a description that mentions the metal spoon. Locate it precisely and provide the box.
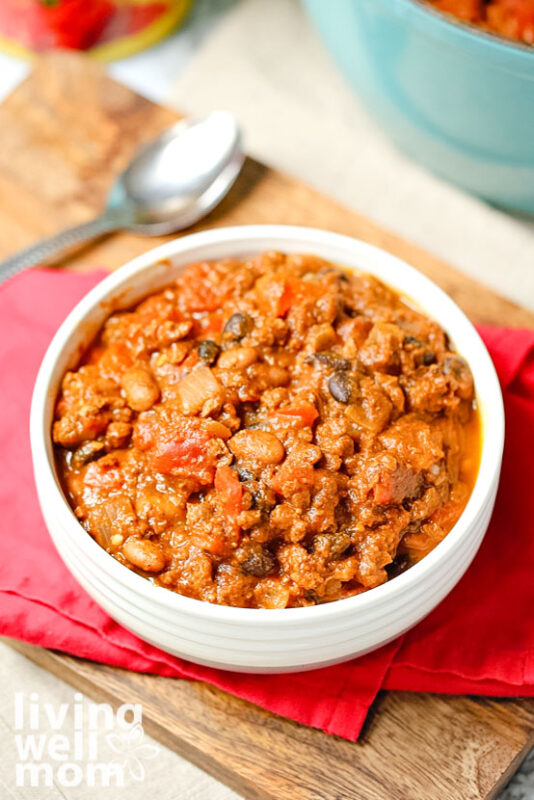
[0,111,244,285]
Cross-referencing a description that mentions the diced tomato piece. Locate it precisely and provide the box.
[276,280,296,317]
[214,465,243,547]
[152,432,211,479]
[373,482,393,506]
[256,271,328,318]
[133,417,215,484]
[197,311,224,337]
[152,436,204,473]
[273,403,319,427]
[215,465,243,518]
[255,275,295,317]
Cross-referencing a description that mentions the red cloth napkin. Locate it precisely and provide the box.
[1,269,533,742]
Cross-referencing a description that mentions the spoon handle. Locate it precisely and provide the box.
[0,210,125,285]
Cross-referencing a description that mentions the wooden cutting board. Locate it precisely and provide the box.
[2,52,533,800]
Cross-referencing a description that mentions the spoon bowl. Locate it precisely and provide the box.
[0,111,244,283]
[112,111,244,234]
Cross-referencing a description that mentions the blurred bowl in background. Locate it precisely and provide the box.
[302,0,534,214]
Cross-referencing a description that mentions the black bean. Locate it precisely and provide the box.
[240,547,275,577]
[343,306,358,318]
[245,481,276,512]
[404,335,424,347]
[386,552,411,579]
[237,466,255,482]
[314,531,352,560]
[317,267,345,279]
[309,352,351,371]
[71,440,105,469]
[317,268,332,275]
[442,354,469,379]
[197,340,220,364]
[328,371,357,404]
[422,350,436,366]
[223,312,251,340]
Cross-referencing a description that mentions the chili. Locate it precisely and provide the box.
[53,252,481,608]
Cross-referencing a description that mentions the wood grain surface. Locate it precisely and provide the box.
[2,52,533,800]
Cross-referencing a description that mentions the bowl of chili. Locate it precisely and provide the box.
[302,0,534,214]
[30,225,504,672]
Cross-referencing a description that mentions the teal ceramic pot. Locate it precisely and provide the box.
[302,0,534,214]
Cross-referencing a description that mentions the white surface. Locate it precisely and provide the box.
[30,226,504,672]
[0,54,28,102]
[0,0,532,795]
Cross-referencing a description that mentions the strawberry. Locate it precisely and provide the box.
[36,0,115,49]
[0,0,115,51]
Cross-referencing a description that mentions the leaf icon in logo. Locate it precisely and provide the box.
[105,723,159,782]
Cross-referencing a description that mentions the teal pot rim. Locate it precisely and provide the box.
[385,0,534,74]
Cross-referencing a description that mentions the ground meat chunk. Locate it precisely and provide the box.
[379,415,444,472]
[377,466,423,506]
[53,366,126,447]
[359,322,405,373]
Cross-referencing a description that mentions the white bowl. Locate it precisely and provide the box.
[30,225,504,673]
